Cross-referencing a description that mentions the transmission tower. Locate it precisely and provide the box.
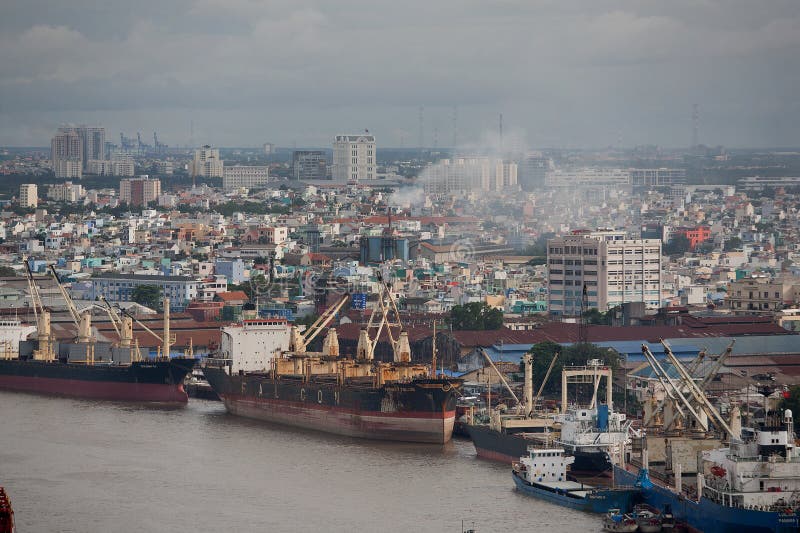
[692,104,699,148]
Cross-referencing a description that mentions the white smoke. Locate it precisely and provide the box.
[388,185,425,208]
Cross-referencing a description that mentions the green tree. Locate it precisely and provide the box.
[0,266,17,277]
[724,237,743,251]
[524,341,621,399]
[449,302,503,330]
[131,285,162,311]
[663,234,692,256]
[583,308,611,325]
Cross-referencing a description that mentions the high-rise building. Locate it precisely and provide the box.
[78,126,106,166]
[422,158,518,194]
[86,153,135,176]
[120,177,162,206]
[50,125,106,177]
[520,152,553,191]
[191,145,224,178]
[19,184,38,208]
[222,165,270,190]
[51,128,83,178]
[292,150,328,180]
[546,230,662,316]
[545,168,631,188]
[332,134,375,181]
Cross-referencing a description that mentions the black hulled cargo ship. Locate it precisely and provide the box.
[0,356,197,404]
[204,363,460,443]
[204,290,463,444]
[0,270,197,404]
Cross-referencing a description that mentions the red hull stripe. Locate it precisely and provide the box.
[0,375,188,404]
[473,447,517,463]
[221,394,455,443]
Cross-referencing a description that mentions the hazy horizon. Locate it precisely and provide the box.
[2,1,799,149]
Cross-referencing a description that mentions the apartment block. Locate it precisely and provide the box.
[222,165,270,190]
[19,184,38,208]
[120,177,162,206]
[726,277,792,315]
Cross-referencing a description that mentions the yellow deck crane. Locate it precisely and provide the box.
[25,261,54,361]
[119,296,176,361]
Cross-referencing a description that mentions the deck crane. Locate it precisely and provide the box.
[373,271,410,363]
[288,293,349,355]
[25,261,54,361]
[98,296,136,350]
[642,341,735,430]
[49,265,93,344]
[119,296,176,360]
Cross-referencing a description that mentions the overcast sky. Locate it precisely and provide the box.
[1,1,799,148]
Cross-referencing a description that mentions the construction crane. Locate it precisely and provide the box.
[288,293,349,355]
[49,265,93,344]
[25,261,54,361]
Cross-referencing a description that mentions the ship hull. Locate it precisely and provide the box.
[468,424,613,473]
[512,470,636,513]
[0,358,196,404]
[614,465,800,533]
[204,365,460,444]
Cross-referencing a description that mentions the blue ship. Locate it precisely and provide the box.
[614,465,800,533]
[512,446,638,513]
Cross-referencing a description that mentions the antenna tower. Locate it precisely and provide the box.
[692,104,699,148]
[418,106,424,158]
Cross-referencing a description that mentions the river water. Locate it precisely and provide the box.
[0,391,603,532]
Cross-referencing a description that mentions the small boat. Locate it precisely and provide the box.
[602,509,638,532]
[512,445,638,513]
[632,503,663,532]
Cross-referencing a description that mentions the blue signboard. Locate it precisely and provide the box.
[351,293,367,310]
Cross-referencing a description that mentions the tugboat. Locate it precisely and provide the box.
[602,509,637,532]
[512,445,638,513]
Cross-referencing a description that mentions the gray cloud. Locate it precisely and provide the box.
[1,1,799,147]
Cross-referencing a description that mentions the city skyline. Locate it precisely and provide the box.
[1,1,799,148]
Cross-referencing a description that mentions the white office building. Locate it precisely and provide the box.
[332,134,375,181]
[547,230,662,315]
[191,145,224,178]
[222,165,270,190]
[47,182,85,203]
[545,168,631,188]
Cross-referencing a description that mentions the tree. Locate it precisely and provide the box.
[583,308,611,325]
[724,237,743,251]
[525,341,621,399]
[448,302,503,330]
[663,234,692,256]
[0,266,17,277]
[131,285,162,311]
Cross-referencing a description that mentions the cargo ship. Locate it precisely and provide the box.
[512,445,638,513]
[614,410,800,533]
[204,290,463,444]
[0,267,196,404]
[468,358,628,475]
